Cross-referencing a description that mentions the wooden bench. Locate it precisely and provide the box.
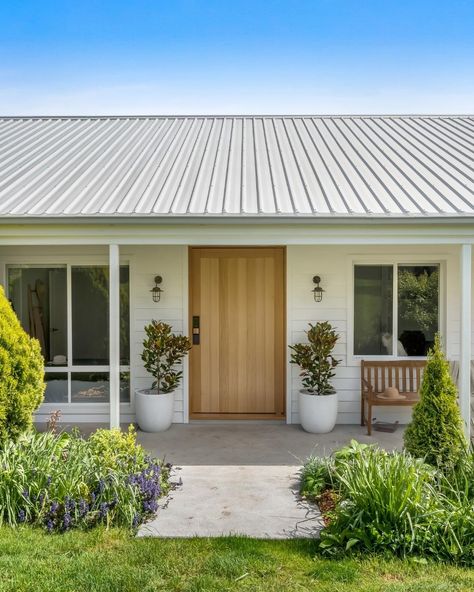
[361,360,426,435]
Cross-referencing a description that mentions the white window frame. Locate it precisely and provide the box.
[4,255,131,412]
[347,254,446,364]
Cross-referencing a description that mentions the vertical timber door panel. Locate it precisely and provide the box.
[190,247,285,418]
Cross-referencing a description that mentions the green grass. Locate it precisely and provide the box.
[0,528,473,592]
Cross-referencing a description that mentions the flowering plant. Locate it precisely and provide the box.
[0,426,171,533]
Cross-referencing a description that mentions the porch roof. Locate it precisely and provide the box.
[0,115,472,220]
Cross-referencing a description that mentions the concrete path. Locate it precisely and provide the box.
[138,465,322,539]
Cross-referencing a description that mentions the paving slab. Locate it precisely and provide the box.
[138,465,322,539]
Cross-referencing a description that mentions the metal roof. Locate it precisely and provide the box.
[0,115,472,219]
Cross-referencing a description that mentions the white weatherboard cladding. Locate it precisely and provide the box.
[129,246,187,424]
[0,115,473,219]
[0,243,473,426]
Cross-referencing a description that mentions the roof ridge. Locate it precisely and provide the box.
[0,114,473,121]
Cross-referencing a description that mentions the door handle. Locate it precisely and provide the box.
[192,316,200,345]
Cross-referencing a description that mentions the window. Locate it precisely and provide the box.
[7,263,130,404]
[354,264,439,357]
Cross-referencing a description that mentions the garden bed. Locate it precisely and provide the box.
[300,440,474,565]
[0,426,171,532]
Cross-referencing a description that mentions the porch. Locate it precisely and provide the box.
[1,228,473,439]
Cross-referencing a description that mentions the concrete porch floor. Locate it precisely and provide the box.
[136,422,404,466]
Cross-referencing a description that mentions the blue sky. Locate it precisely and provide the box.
[0,1,473,114]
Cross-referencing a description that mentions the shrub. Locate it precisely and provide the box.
[302,443,474,565]
[141,320,191,393]
[300,456,334,500]
[289,321,340,394]
[0,286,45,443]
[88,425,146,472]
[404,335,467,469]
[0,427,171,532]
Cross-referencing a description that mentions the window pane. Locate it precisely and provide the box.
[70,372,130,403]
[44,373,68,403]
[120,371,130,403]
[120,266,130,365]
[8,266,67,365]
[354,265,393,355]
[71,372,109,403]
[72,267,109,365]
[398,265,439,356]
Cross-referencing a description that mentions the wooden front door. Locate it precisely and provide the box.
[189,247,285,419]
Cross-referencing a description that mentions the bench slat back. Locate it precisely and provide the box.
[361,360,426,394]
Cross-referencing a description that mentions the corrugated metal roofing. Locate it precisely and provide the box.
[0,115,472,218]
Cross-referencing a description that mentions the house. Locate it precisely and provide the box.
[0,115,472,437]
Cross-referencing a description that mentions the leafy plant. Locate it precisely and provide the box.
[141,320,191,394]
[0,285,45,443]
[289,321,340,395]
[300,456,334,499]
[301,441,474,565]
[398,268,439,334]
[0,427,171,533]
[404,334,467,470]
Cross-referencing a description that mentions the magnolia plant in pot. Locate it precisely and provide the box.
[135,320,191,432]
[289,321,340,434]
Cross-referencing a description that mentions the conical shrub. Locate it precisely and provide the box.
[0,285,45,442]
[404,335,467,469]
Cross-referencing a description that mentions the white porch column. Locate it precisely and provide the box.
[109,244,121,429]
[459,244,472,440]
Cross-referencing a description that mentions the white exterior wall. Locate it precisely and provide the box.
[0,242,472,426]
[129,246,187,424]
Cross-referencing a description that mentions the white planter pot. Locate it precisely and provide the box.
[135,389,174,432]
[299,390,338,434]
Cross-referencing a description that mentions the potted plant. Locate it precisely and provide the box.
[289,321,340,433]
[135,320,191,432]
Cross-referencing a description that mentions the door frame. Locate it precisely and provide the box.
[188,246,287,420]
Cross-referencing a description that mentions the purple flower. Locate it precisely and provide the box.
[50,501,59,513]
[46,476,52,487]
[64,496,75,512]
[78,499,89,517]
[17,509,26,523]
[132,513,140,528]
[46,519,54,532]
[98,502,109,518]
[21,489,29,499]
[63,513,72,529]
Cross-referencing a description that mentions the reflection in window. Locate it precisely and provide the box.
[72,267,109,365]
[71,372,109,403]
[71,371,130,403]
[119,267,130,365]
[44,373,68,403]
[398,265,439,356]
[71,266,130,366]
[354,265,393,355]
[7,266,67,365]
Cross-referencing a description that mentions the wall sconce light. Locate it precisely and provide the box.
[151,275,164,302]
[312,275,324,302]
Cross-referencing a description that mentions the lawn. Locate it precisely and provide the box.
[1,528,473,592]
